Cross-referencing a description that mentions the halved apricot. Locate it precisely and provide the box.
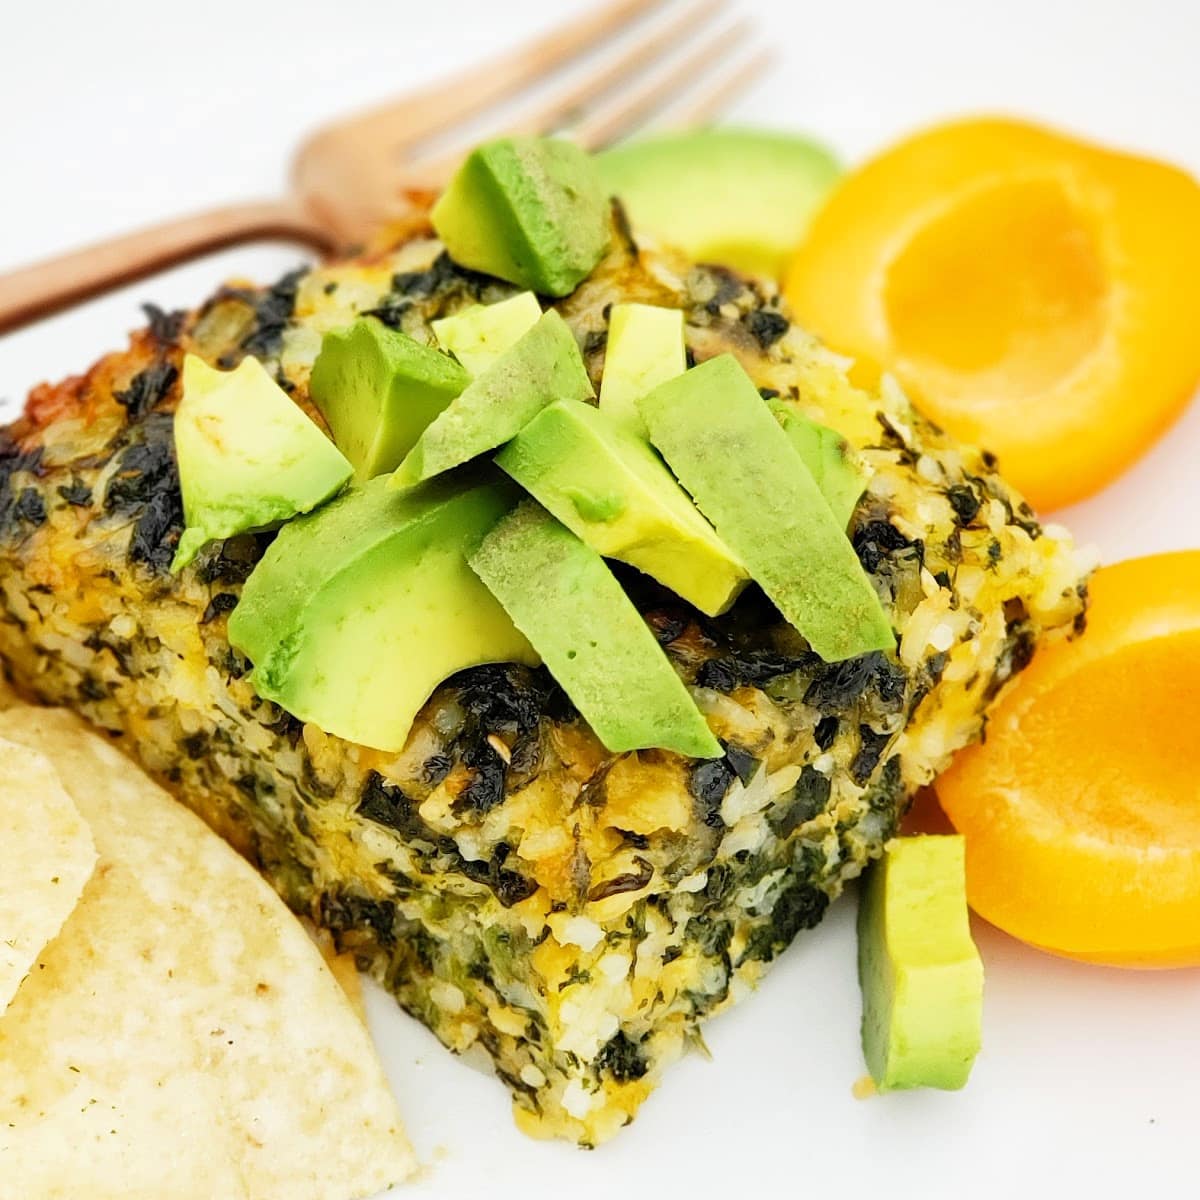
[785,118,1200,511]
[936,552,1200,967]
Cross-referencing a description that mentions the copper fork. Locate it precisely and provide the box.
[0,0,765,334]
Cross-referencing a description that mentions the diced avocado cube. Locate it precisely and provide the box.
[638,355,894,662]
[468,502,722,759]
[171,354,352,572]
[309,317,469,480]
[432,137,610,296]
[392,309,593,490]
[767,398,872,529]
[432,292,542,376]
[496,400,747,616]
[857,835,984,1092]
[599,303,687,437]
[228,473,538,754]
[597,128,841,279]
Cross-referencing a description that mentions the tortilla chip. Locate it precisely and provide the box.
[0,737,96,1013]
[0,707,416,1199]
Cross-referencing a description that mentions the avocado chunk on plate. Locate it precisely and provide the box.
[857,835,984,1092]
[496,399,747,616]
[228,473,538,753]
[432,292,542,377]
[432,136,610,296]
[598,128,841,278]
[309,317,469,480]
[392,309,593,490]
[598,302,687,438]
[638,354,893,662]
[469,502,722,759]
[767,398,872,529]
[171,354,352,572]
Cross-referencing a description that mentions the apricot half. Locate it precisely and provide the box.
[936,552,1200,967]
[785,118,1200,511]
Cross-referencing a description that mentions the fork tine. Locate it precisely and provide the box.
[334,0,670,151]
[501,0,731,138]
[663,47,772,129]
[569,18,753,152]
[404,0,731,186]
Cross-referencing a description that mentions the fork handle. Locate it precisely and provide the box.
[0,199,336,334]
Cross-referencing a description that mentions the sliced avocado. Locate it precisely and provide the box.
[598,303,687,437]
[171,354,352,572]
[496,400,747,616]
[432,137,610,296]
[767,399,872,529]
[469,502,722,758]
[392,309,593,490]
[228,473,538,753]
[858,835,984,1092]
[637,354,893,662]
[432,292,542,376]
[309,317,469,480]
[598,128,841,278]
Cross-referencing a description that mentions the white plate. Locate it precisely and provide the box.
[2,2,1198,1196]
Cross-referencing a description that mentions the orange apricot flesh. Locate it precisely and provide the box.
[936,552,1200,967]
[785,118,1200,511]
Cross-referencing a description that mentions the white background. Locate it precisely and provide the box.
[2,2,1199,1197]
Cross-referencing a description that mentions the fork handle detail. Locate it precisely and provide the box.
[0,199,335,334]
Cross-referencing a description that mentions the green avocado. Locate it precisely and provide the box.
[857,835,984,1092]
[598,302,687,437]
[767,399,872,529]
[469,502,722,759]
[391,309,593,490]
[598,128,841,278]
[171,354,353,572]
[637,354,893,662]
[309,317,469,480]
[228,473,538,753]
[496,400,747,616]
[432,292,542,376]
[432,137,610,296]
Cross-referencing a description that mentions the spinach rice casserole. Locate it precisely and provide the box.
[0,210,1088,1145]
